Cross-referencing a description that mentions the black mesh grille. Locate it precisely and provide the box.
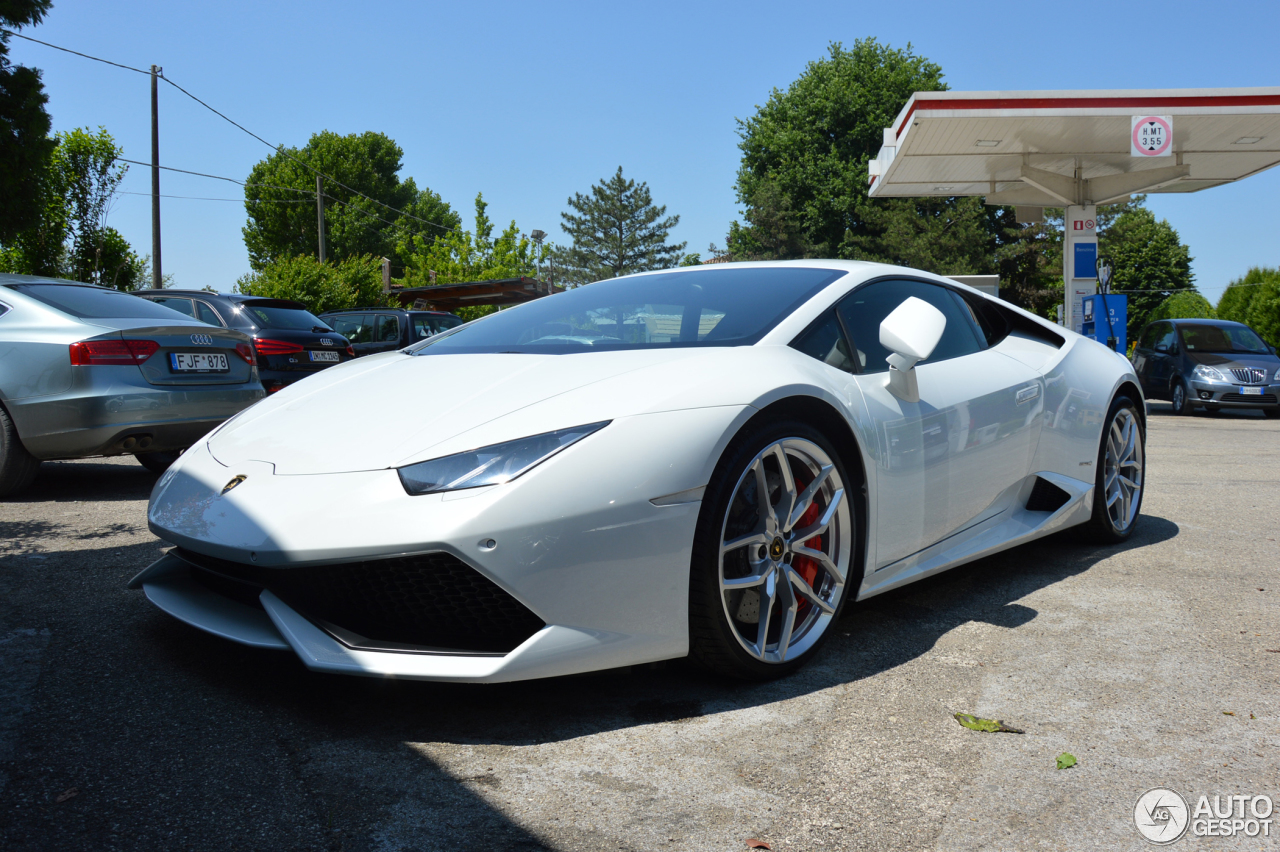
[1221,393,1277,404]
[175,548,544,654]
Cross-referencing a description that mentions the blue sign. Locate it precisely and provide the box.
[1074,242,1097,279]
[1081,294,1127,352]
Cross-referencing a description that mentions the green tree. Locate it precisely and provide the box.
[0,126,145,287]
[554,166,685,285]
[730,39,946,259]
[242,130,459,270]
[0,0,55,243]
[1099,206,1194,340]
[1147,291,1215,323]
[1216,267,1277,323]
[399,193,549,318]
[235,254,384,315]
[846,196,995,274]
[1244,277,1280,349]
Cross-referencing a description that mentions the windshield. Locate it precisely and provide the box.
[11,284,203,321]
[408,267,844,355]
[241,301,331,331]
[1179,324,1270,355]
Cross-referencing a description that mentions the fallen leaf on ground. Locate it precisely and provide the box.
[954,712,1025,734]
[746,840,773,850]
[1267,649,1280,653]
[1056,753,1077,770]
[55,787,79,803]
[1224,711,1236,716]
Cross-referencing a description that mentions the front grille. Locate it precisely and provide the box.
[175,548,544,654]
[1229,367,1269,384]
[1221,393,1278,404]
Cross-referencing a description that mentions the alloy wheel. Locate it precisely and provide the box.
[1102,408,1144,533]
[718,438,851,664]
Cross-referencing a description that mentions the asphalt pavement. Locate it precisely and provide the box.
[0,404,1276,851]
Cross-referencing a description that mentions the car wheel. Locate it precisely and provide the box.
[689,419,855,680]
[1266,407,1280,420]
[1078,395,1145,544]
[0,404,41,499]
[136,449,184,474]
[1170,380,1193,415]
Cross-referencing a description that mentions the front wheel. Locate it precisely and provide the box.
[1265,407,1280,420]
[1078,396,1145,543]
[689,419,855,680]
[1170,380,1193,415]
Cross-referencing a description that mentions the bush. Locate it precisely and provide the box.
[235,255,385,315]
[1146,291,1215,324]
[1244,277,1280,349]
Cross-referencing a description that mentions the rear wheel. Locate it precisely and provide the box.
[0,405,40,499]
[689,419,855,680]
[136,449,184,474]
[1078,395,1145,543]
[1170,380,1193,415]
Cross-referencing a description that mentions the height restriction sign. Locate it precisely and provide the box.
[1132,115,1173,157]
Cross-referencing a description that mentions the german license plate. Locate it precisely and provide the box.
[1241,386,1263,395]
[170,352,229,372]
[309,350,340,363]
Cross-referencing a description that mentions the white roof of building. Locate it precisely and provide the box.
[867,88,1280,206]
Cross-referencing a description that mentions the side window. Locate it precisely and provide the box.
[835,280,984,374]
[376,315,401,343]
[152,297,195,318]
[1137,324,1159,350]
[330,316,369,344]
[195,301,225,326]
[1154,323,1176,353]
[790,310,855,372]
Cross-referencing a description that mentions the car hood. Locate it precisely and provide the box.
[1189,351,1279,371]
[205,346,802,475]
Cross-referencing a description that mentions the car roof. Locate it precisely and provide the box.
[320,307,456,315]
[1,274,112,289]
[1163,318,1248,327]
[132,290,310,310]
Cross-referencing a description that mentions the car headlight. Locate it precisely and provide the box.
[1192,364,1228,383]
[1275,366,1280,381]
[397,421,610,495]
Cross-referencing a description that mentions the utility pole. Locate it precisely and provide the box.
[315,175,326,263]
[150,65,162,289]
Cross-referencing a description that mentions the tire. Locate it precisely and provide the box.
[1170,380,1193,415]
[0,404,41,499]
[689,418,856,680]
[136,449,184,474]
[1078,395,1145,544]
[1266,408,1280,420]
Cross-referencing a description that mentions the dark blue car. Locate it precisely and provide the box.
[1131,318,1279,417]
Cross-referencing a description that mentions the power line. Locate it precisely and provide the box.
[115,190,311,203]
[116,158,311,194]
[4,29,461,236]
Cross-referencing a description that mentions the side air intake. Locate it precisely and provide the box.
[1026,477,1071,513]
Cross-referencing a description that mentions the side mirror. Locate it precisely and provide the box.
[879,296,946,402]
[1154,343,1169,354]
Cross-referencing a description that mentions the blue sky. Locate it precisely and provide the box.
[11,0,1278,301]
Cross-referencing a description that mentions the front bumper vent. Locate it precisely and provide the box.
[176,548,544,654]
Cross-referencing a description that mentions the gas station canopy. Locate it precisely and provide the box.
[868,88,1280,207]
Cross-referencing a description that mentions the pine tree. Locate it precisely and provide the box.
[555,167,685,285]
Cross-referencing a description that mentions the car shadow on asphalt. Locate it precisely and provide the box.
[138,514,1182,748]
[1146,401,1268,419]
[5,458,159,504]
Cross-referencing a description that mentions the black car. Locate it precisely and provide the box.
[1131,318,1280,417]
[133,290,354,393]
[318,308,464,357]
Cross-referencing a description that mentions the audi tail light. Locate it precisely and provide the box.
[69,339,160,366]
[234,342,254,364]
[345,345,355,357]
[253,339,304,355]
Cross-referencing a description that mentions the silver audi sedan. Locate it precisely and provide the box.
[0,275,265,497]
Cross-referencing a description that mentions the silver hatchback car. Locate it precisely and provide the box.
[0,275,266,497]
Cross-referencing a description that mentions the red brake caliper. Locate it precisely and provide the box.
[791,496,823,616]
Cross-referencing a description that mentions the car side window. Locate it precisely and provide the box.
[1137,324,1159,350]
[835,279,985,374]
[376,315,400,343]
[1154,323,1176,353]
[790,309,855,372]
[195,300,225,326]
[330,315,368,344]
[152,297,196,319]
